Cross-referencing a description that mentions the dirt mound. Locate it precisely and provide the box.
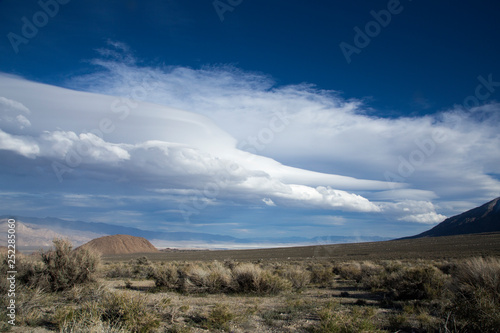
[77,234,159,255]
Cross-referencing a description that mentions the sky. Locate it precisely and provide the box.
[0,0,499,245]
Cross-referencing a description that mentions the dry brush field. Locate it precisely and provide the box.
[104,232,500,262]
[2,233,500,332]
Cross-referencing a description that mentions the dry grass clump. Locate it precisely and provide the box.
[232,262,292,294]
[433,259,457,275]
[279,265,311,289]
[450,257,500,332]
[202,304,235,331]
[384,264,447,301]
[335,262,363,282]
[54,291,160,333]
[335,261,383,283]
[361,262,447,301]
[312,302,382,333]
[105,263,136,279]
[308,263,335,287]
[9,286,53,328]
[149,263,180,290]
[59,320,127,333]
[325,258,500,331]
[104,257,152,280]
[149,261,293,294]
[180,261,233,293]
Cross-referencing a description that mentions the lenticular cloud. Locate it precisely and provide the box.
[2,48,500,224]
[0,73,388,214]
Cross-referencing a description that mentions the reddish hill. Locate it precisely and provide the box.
[77,234,159,255]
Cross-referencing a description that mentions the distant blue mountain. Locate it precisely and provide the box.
[1,215,238,243]
[2,215,390,246]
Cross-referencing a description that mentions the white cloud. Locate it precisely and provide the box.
[1,47,500,227]
[262,198,276,206]
[0,96,30,114]
[398,212,446,224]
[0,129,39,158]
[61,50,500,212]
[40,131,130,163]
[0,73,385,214]
[271,185,380,212]
[378,200,447,225]
[0,96,31,133]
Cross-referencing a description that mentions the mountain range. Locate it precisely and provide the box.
[0,215,387,249]
[407,197,500,238]
[3,197,498,249]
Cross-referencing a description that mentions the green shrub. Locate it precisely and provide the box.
[0,239,100,292]
[204,304,234,331]
[365,264,447,301]
[40,238,100,291]
[135,256,150,265]
[336,262,363,282]
[149,263,180,290]
[392,265,446,300]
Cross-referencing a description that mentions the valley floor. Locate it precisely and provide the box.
[6,256,500,332]
[3,235,500,332]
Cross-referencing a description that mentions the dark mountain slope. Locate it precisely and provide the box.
[408,197,500,238]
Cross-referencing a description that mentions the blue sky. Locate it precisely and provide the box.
[0,0,499,245]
